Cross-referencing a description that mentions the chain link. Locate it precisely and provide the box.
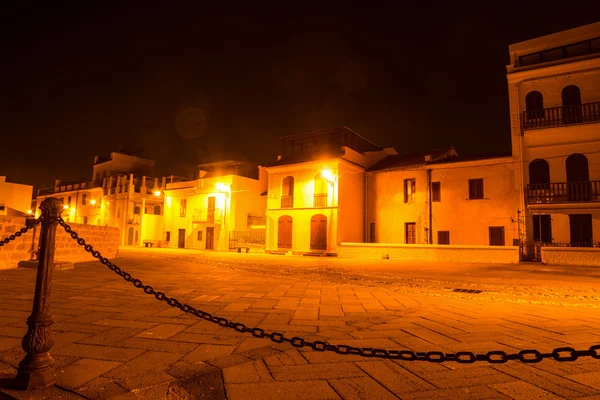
[0,218,42,247]
[58,218,600,364]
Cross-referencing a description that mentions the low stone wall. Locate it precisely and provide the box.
[0,216,119,270]
[541,247,600,267]
[337,242,519,264]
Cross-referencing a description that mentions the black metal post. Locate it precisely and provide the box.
[14,197,63,389]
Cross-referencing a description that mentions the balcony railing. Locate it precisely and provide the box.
[527,181,600,204]
[313,193,328,207]
[281,195,294,208]
[192,208,224,223]
[522,101,600,130]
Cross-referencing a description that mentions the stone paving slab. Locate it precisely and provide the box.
[0,250,599,399]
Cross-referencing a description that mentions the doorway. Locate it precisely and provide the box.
[206,227,215,250]
[569,214,593,247]
[562,85,582,124]
[127,227,133,246]
[310,214,327,250]
[277,215,292,249]
[178,229,186,249]
[207,197,216,223]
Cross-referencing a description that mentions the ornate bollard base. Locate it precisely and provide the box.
[13,354,56,389]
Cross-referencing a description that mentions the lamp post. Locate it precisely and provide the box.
[216,183,230,250]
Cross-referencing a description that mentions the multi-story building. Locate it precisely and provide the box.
[36,149,169,246]
[163,160,267,251]
[264,127,395,254]
[0,176,33,217]
[507,22,600,257]
[367,150,521,246]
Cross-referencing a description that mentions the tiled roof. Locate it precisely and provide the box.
[367,146,456,172]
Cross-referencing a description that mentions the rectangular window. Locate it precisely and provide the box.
[197,231,203,241]
[489,226,505,246]
[67,196,72,205]
[431,182,441,202]
[117,208,120,218]
[405,222,416,244]
[82,194,87,206]
[166,231,171,241]
[180,199,187,217]
[404,179,416,203]
[437,231,450,245]
[468,179,484,200]
[83,216,88,224]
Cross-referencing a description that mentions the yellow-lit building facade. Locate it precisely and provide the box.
[163,161,267,251]
[367,151,521,247]
[0,176,34,217]
[264,127,394,254]
[507,22,600,256]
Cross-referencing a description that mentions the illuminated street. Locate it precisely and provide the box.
[1,250,599,399]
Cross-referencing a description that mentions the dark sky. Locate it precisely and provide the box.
[2,3,599,191]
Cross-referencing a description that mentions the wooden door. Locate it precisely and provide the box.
[310,214,327,250]
[178,229,186,248]
[206,227,215,250]
[127,227,133,246]
[207,196,216,223]
[277,215,292,249]
[569,214,593,247]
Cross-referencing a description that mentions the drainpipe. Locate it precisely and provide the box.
[364,172,368,242]
[427,169,433,244]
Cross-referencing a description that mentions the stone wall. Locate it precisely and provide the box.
[0,216,119,270]
[338,242,519,264]
[541,247,600,267]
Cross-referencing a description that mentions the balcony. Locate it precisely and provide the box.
[522,101,600,130]
[281,195,294,208]
[192,208,224,223]
[313,193,328,207]
[527,181,600,204]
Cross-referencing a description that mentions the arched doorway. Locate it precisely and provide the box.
[281,176,294,208]
[562,85,582,124]
[154,205,161,215]
[528,159,551,203]
[134,206,141,215]
[525,91,544,122]
[310,214,327,251]
[127,227,134,246]
[566,153,590,201]
[277,215,293,249]
[313,173,328,206]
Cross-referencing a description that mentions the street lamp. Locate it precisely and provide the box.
[154,190,161,197]
[321,168,336,184]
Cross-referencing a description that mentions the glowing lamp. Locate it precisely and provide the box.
[321,168,335,181]
[215,183,229,193]
[63,205,69,210]
[27,209,32,215]
[90,199,97,205]
[154,190,161,197]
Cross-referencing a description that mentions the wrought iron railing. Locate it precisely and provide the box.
[522,101,600,130]
[281,195,294,208]
[527,181,600,204]
[313,193,328,207]
[192,208,223,223]
[229,230,266,249]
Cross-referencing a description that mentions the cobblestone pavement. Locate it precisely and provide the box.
[0,249,599,399]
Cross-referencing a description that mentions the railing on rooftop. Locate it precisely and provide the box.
[522,101,600,130]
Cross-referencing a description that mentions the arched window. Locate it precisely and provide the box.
[562,85,582,124]
[525,91,544,120]
[134,206,141,215]
[154,205,161,215]
[277,215,293,249]
[310,214,327,250]
[313,173,328,207]
[528,159,550,185]
[281,176,294,208]
[566,153,590,201]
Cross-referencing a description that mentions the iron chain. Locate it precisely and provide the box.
[0,218,42,247]
[58,218,600,364]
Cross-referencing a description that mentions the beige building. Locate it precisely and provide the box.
[265,127,394,254]
[163,161,267,251]
[507,22,600,257]
[36,149,169,247]
[367,150,520,247]
[0,176,33,217]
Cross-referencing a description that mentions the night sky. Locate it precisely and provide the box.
[2,3,599,192]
